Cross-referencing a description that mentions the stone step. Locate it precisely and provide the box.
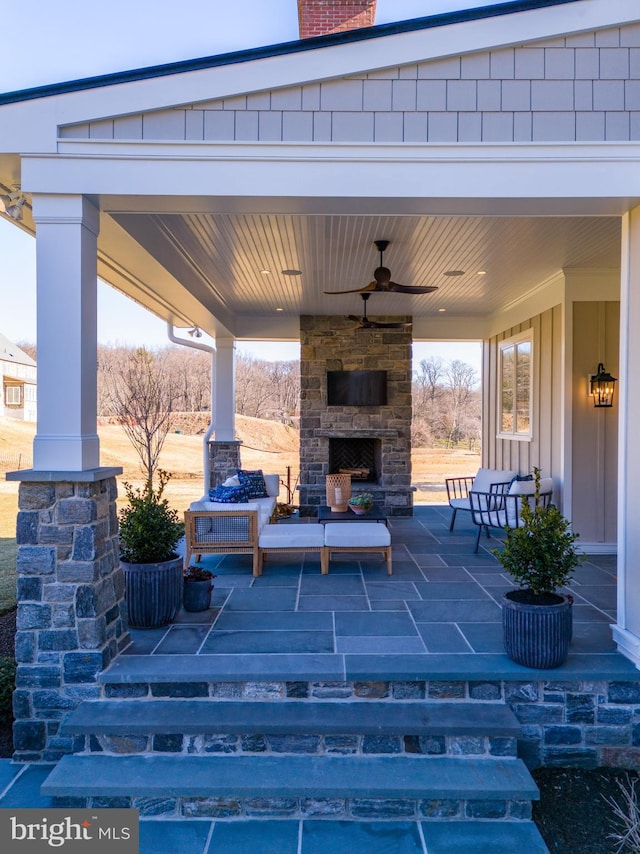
[139,817,550,853]
[61,699,522,738]
[42,754,539,821]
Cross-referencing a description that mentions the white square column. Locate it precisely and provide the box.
[612,206,640,667]
[214,337,236,441]
[31,195,100,471]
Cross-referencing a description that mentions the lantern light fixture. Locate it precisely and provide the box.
[589,362,617,408]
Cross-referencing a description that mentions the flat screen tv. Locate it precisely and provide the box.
[327,370,387,406]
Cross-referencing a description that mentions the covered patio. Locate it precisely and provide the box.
[122,507,619,669]
[2,0,640,791]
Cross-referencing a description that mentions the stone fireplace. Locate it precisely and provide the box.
[298,314,413,516]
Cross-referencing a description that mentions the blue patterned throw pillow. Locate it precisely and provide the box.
[236,469,268,499]
[208,484,250,503]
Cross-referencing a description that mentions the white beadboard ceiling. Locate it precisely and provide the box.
[111,211,621,334]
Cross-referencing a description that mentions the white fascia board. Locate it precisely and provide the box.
[21,142,640,212]
[1,0,639,151]
[234,316,301,341]
[487,266,621,336]
[412,315,489,340]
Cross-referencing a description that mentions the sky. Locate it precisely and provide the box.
[0,0,488,370]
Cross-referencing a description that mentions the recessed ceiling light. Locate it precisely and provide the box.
[260,269,271,275]
[444,270,465,277]
[276,307,284,312]
[476,270,487,276]
[282,269,302,276]
[438,308,446,313]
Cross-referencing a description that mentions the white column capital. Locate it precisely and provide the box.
[32,194,100,236]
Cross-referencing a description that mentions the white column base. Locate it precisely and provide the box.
[33,434,100,472]
[611,624,640,671]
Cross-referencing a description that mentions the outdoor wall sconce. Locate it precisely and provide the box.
[589,362,617,408]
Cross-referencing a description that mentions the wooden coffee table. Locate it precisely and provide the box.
[317,504,388,526]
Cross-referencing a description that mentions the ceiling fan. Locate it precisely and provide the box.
[348,293,412,330]
[325,239,439,295]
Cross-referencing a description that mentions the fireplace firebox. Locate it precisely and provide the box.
[328,437,381,483]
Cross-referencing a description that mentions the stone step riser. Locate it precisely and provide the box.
[82,733,518,758]
[100,679,509,702]
[51,794,534,822]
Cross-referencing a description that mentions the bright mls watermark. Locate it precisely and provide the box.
[0,809,138,852]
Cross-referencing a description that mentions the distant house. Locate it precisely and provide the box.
[0,333,36,421]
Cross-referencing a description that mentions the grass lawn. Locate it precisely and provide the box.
[0,539,16,614]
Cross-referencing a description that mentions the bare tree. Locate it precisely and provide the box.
[443,360,479,448]
[102,347,179,486]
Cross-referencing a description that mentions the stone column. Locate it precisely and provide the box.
[8,470,128,761]
[207,441,243,490]
[612,207,640,668]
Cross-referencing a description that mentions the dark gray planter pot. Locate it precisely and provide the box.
[502,590,573,669]
[121,556,183,629]
[183,579,213,612]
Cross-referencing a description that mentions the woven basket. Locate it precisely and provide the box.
[326,473,352,512]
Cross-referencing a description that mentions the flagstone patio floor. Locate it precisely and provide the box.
[115,503,624,682]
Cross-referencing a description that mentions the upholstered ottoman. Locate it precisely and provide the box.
[257,524,326,577]
[323,522,392,575]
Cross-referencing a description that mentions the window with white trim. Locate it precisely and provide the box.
[5,385,22,406]
[498,332,532,440]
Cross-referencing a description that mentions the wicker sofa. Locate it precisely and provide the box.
[183,473,280,574]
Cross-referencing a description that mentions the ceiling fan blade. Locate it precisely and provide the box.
[374,321,413,329]
[324,281,377,295]
[388,282,439,294]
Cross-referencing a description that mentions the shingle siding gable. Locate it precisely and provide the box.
[60,23,640,143]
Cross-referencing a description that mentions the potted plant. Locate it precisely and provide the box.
[183,565,216,612]
[119,469,185,629]
[348,492,374,515]
[492,468,584,668]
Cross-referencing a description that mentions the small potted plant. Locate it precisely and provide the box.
[119,469,185,629]
[348,492,374,515]
[183,565,216,612]
[492,467,584,668]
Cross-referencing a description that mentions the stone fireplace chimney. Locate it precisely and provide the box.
[297,1,377,39]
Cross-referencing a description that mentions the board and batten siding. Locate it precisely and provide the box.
[59,24,640,143]
[483,305,563,502]
[571,301,619,544]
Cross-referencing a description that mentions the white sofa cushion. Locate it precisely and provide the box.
[259,524,325,548]
[263,474,280,498]
[324,522,390,547]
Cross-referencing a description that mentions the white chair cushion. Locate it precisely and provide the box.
[324,522,391,547]
[505,477,554,526]
[472,468,518,492]
[449,497,471,511]
[259,524,325,548]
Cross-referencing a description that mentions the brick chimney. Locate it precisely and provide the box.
[298,1,377,39]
